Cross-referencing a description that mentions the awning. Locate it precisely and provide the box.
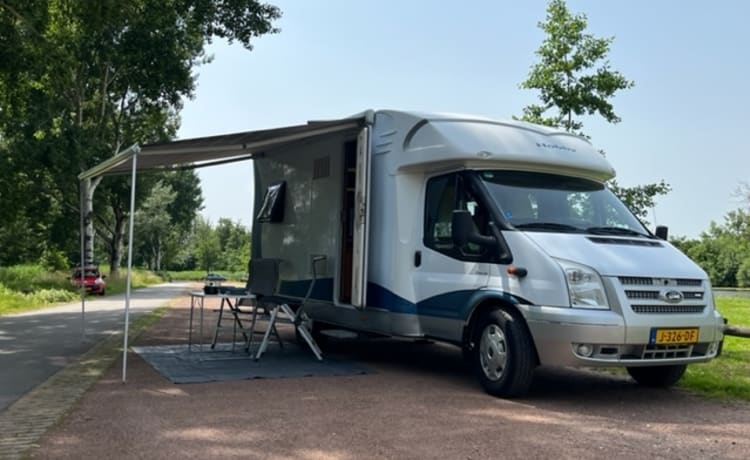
[76,111,370,382]
[78,116,366,180]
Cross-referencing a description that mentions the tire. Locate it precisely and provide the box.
[470,307,536,398]
[626,364,687,387]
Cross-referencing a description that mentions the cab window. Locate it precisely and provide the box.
[424,173,493,262]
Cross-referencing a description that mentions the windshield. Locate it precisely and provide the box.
[479,170,650,237]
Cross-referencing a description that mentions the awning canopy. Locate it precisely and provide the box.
[78,116,366,180]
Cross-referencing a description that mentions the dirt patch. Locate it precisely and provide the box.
[29,299,750,460]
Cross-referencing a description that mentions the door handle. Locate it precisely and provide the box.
[414,251,422,267]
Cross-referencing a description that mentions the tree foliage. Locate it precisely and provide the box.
[673,209,750,287]
[0,0,279,270]
[520,0,633,134]
[519,0,668,222]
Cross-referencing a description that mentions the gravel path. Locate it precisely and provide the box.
[29,298,750,460]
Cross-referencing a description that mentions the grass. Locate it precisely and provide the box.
[167,270,246,282]
[678,296,750,400]
[0,265,79,315]
[0,264,168,316]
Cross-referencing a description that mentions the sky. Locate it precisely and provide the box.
[177,0,750,239]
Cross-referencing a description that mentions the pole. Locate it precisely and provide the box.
[122,154,138,383]
[79,180,87,339]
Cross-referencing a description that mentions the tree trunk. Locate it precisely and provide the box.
[155,236,162,272]
[724,324,750,338]
[108,212,126,277]
[82,176,102,266]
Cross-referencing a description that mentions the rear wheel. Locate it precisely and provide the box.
[470,308,536,398]
[626,364,687,387]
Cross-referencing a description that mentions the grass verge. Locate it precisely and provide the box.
[678,296,750,401]
[0,264,168,316]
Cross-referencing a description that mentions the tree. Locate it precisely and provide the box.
[678,210,750,287]
[134,181,177,271]
[215,218,251,272]
[519,0,668,221]
[192,216,221,274]
[0,0,280,272]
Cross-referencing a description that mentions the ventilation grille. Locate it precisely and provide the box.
[588,237,662,247]
[313,156,330,179]
[642,344,693,360]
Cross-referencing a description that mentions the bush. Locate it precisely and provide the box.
[737,259,750,288]
[39,249,70,271]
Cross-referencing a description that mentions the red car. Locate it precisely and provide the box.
[71,266,106,295]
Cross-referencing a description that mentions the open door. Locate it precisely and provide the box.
[350,126,371,308]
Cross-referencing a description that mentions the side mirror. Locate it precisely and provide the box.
[451,210,473,247]
[655,225,668,240]
[451,210,497,248]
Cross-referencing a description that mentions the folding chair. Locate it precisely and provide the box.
[210,266,282,353]
[250,257,324,361]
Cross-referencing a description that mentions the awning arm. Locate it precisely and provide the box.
[78,144,141,181]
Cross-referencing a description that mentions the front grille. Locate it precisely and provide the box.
[631,304,705,314]
[619,276,654,286]
[619,276,704,287]
[617,277,707,315]
[642,344,693,359]
[676,279,702,287]
[625,290,659,300]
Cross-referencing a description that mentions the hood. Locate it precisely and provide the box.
[521,232,708,279]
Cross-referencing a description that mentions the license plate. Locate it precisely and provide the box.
[650,328,699,345]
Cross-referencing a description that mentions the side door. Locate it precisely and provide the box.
[351,126,371,308]
[414,172,492,328]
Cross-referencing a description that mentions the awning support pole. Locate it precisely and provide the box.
[79,180,87,339]
[122,153,138,383]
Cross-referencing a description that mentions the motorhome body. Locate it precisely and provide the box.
[253,110,724,397]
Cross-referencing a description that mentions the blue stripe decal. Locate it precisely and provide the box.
[277,279,525,320]
[367,283,524,320]
[367,283,418,314]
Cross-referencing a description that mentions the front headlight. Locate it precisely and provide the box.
[555,259,610,310]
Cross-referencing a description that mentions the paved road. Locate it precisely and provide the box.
[0,282,192,412]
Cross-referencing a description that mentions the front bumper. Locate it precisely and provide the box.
[520,305,724,367]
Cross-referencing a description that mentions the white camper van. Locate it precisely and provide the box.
[252,109,724,397]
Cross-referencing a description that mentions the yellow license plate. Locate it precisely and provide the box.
[651,328,699,345]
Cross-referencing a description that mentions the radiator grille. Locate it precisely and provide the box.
[625,290,659,300]
[618,277,707,314]
[631,305,705,314]
[619,277,704,287]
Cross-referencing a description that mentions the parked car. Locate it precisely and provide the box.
[71,265,106,295]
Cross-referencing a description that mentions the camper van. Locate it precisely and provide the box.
[252,109,724,397]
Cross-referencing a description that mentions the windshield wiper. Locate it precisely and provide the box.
[514,222,584,233]
[586,226,650,238]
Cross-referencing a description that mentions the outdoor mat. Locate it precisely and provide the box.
[131,342,369,383]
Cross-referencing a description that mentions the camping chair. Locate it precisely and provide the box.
[250,257,324,361]
[210,266,282,353]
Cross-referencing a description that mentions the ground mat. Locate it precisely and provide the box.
[131,342,369,383]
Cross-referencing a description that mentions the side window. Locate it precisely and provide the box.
[424,173,492,261]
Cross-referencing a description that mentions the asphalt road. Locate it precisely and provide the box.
[0,282,192,412]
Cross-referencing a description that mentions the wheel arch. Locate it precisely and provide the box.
[462,293,540,366]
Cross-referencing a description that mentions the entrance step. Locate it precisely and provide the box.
[320,329,359,339]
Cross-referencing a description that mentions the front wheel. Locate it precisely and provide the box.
[470,308,536,398]
[626,364,687,387]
